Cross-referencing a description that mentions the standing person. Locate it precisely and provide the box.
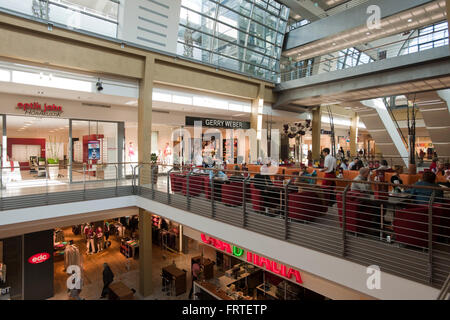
[188,261,201,300]
[100,263,114,299]
[104,221,110,241]
[85,224,95,255]
[430,158,438,173]
[68,270,84,300]
[320,148,337,204]
[96,226,104,253]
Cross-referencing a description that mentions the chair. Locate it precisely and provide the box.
[394,204,448,248]
[169,173,183,193]
[288,191,326,222]
[182,175,204,197]
[394,205,429,248]
[221,182,243,206]
[249,184,264,213]
[336,191,373,233]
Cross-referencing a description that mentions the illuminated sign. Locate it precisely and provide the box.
[200,234,302,284]
[28,252,50,264]
[17,102,63,117]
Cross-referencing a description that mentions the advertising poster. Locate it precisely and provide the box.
[88,140,100,160]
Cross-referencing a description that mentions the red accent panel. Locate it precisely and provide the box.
[7,138,46,160]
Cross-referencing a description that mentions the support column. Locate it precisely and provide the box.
[138,208,152,297]
[138,56,154,185]
[138,56,154,298]
[250,84,264,163]
[350,115,359,157]
[311,107,321,163]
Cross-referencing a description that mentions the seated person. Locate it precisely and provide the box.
[434,161,446,177]
[440,169,450,188]
[350,168,372,194]
[228,165,244,183]
[376,160,391,172]
[348,158,359,171]
[405,171,444,204]
[340,159,349,170]
[390,165,404,193]
[252,173,276,214]
[209,168,227,181]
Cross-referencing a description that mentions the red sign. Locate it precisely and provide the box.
[200,234,303,284]
[17,102,63,115]
[28,252,50,264]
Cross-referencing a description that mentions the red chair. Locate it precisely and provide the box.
[204,176,212,200]
[170,173,183,193]
[288,191,326,222]
[182,175,204,197]
[221,182,243,206]
[394,205,429,248]
[250,184,264,212]
[336,191,373,233]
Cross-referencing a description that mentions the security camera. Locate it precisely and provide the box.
[96,78,103,92]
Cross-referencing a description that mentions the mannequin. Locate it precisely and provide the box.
[96,226,104,252]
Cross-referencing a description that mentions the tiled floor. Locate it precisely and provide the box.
[50,227,202,300]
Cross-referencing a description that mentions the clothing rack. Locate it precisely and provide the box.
[54,229,65,244]
[64,244,82,271]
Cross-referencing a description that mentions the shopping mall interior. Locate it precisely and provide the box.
[0,0,449,302]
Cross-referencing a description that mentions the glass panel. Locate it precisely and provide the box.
[5,115,69,194]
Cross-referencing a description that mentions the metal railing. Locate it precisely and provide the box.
[136,164,450,289]
[0,161,448,288]
[280,31,449,82]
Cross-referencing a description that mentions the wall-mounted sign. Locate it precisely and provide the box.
[17,102,63,117]
[186,116,251,129]
[28,252,50,264]
[200,234,303,284]
[0,287,10,296]
[88,140,101,160]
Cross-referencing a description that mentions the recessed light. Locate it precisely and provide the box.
[407,18,412,22]
[332,42,336,46]
[366,32,371,35]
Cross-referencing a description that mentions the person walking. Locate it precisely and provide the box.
[188,261,201,300]
[100,263,114,299]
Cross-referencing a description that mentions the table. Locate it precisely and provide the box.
[162,265,186,296]
[108,281,134,300]
[256,283,278,300]
[367,193,412,240]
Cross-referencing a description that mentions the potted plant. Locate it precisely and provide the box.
[47,136,61,180]
[151,153,158,184]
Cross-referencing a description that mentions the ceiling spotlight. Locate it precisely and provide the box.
[407,18,412,22]
[332,42,336,46]
[366,32,371,35]
[96,78,103,92]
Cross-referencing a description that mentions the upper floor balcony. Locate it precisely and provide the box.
[0,161,449,298]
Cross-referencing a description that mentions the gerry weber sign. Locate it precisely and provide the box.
[186,116,250,129]
[17,102,63,117]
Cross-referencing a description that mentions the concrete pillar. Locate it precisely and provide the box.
[311,107,321,162]
[138,57,154,298]
[250,84,264,163]
[138,208,153,297]
[350,115,359,157]
[138,56,154,185]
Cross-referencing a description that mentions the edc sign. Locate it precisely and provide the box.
[28,252,50,264]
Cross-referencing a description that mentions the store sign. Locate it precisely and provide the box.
[28,252,50,264]
[186,116,250,129]
[200,234,303,284]
[0,287,10,296]
[321,129,332,135]
[17,102,63,117]
[88,140,101,160]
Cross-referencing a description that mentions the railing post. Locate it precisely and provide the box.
[284,180,292,240]
[428,190,436,284]
[242,175,250,228]
[211,172,216,219]
[151,164,155,200]
[342,185,350,257]
[115,164,118,197]
[0,162,2,211]
[167,168,173,205]
[186,170,191,212]
[45,163,49,205]
[83,163,86,201]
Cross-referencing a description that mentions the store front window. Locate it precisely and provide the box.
[71,120,119,182]
[4,115,70,189]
